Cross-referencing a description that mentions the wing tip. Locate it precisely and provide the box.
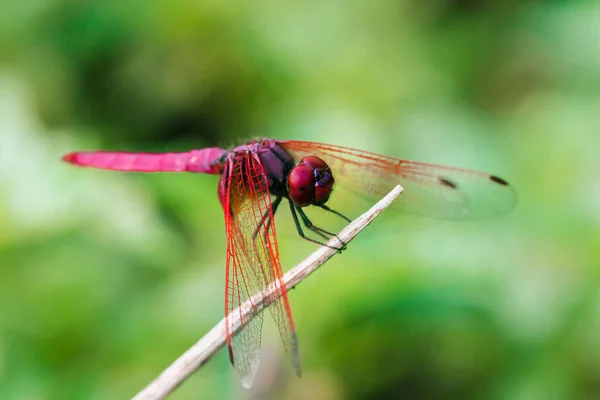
[240,356,261,389]
[240,375,254,389]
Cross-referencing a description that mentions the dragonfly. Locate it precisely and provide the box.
[62,138,515,387]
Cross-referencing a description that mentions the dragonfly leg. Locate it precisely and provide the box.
[296,206,347,251]
[288,201,345,252]
[318,204,352,223]
[252,196,282,241]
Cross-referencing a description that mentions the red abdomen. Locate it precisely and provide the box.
[62,148,227,174]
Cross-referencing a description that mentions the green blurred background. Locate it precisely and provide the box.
[1,1,599,399]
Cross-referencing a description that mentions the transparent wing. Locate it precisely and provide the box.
[278,140,516,221]
[223,153,301,388]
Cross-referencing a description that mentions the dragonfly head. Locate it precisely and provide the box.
[287,156,334,207]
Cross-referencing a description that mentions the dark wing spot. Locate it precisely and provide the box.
[228,344,235,365]
[439,177,458,189]
[490,175,509,186]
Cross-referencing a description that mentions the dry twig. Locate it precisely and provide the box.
[132,184,403,400]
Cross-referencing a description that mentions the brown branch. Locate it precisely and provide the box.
[132,185,403,400]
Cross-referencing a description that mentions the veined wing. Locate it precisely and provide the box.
[222,152,301,387]
[278,140,516,221]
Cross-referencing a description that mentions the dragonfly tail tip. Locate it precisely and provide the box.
[62,153,77,164]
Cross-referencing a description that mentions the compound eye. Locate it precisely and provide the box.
[287,164,316,207]
[300,156,328,171]
[302,156,334,206]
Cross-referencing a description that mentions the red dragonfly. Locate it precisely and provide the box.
[62,138,515,386]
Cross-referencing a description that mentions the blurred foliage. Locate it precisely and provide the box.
[1,0,600,399]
